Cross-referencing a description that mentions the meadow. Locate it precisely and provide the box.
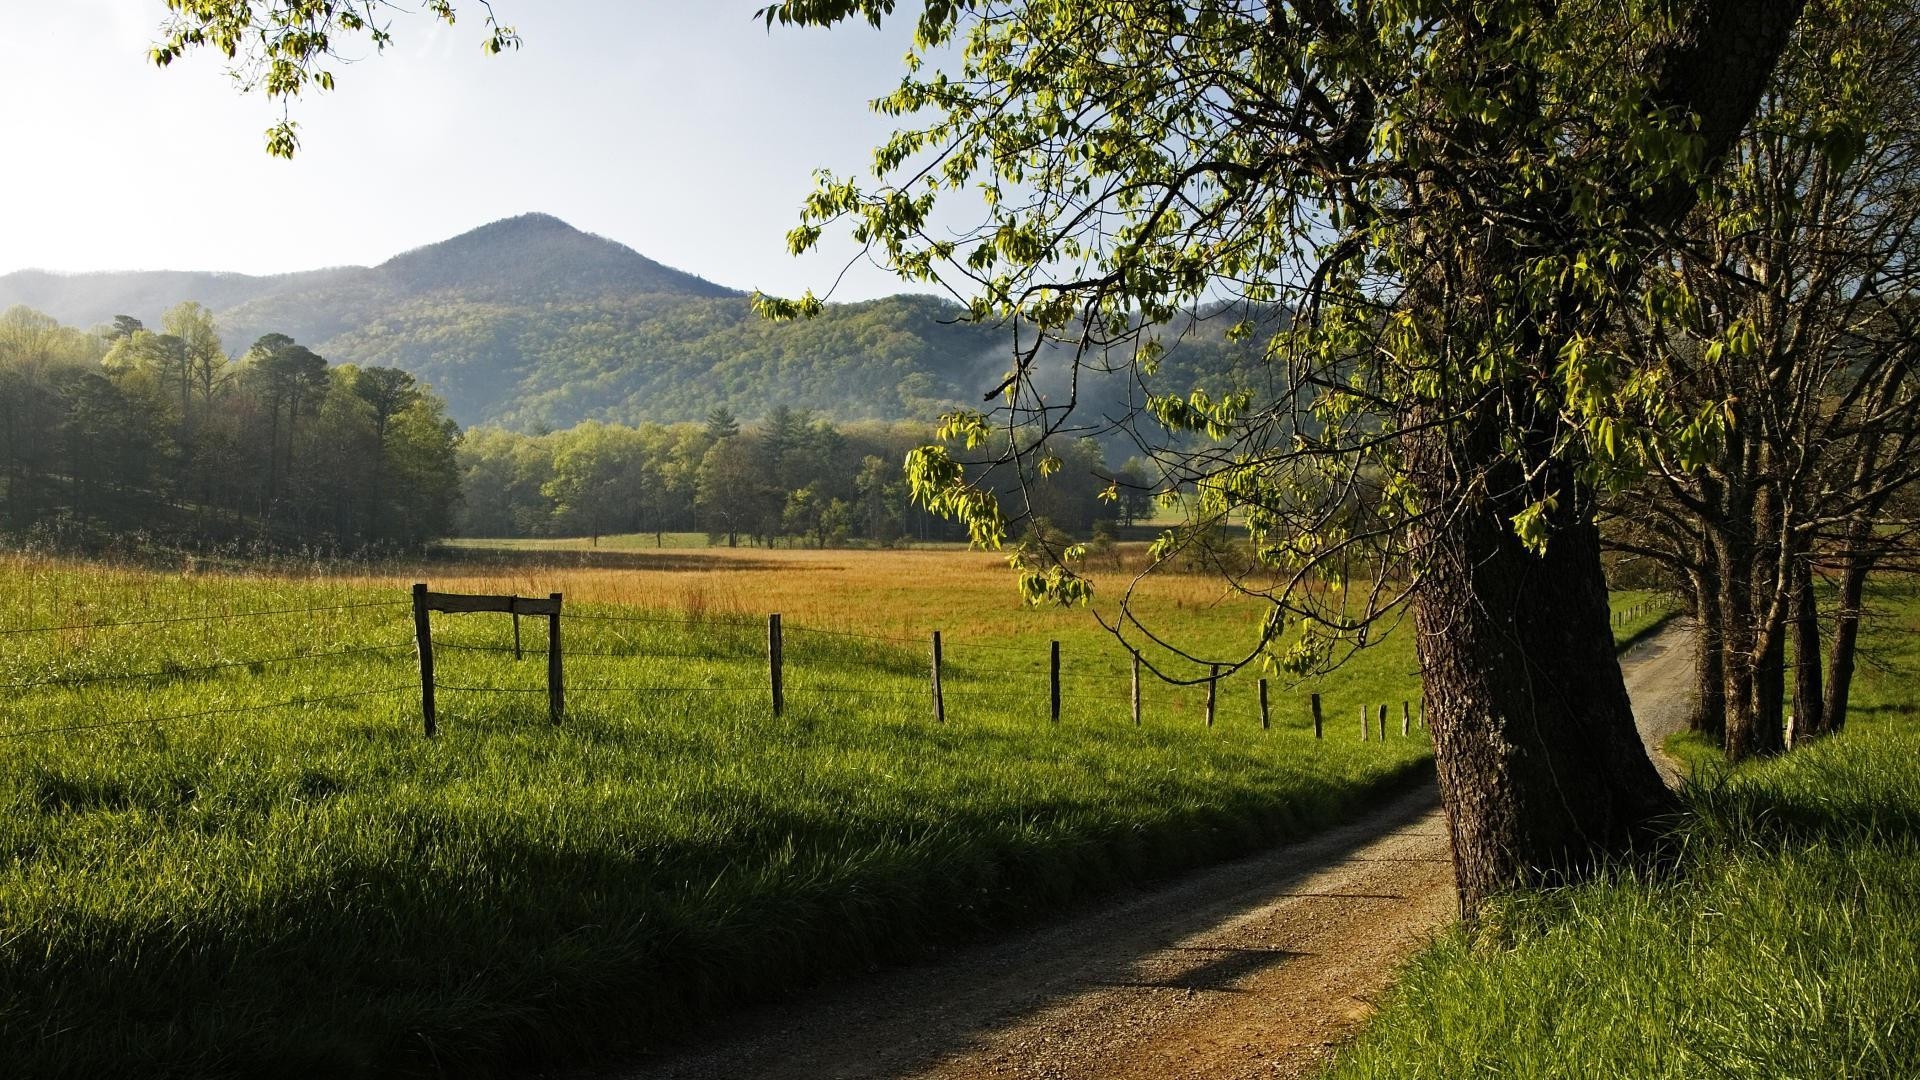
[0,542,1667,1077]
[0,544,1441,1078]
[1325,581,1920,1079]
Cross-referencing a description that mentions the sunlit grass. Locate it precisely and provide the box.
[0,551,1439,1078]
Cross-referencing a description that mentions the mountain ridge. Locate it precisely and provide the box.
[0,213,1266,431]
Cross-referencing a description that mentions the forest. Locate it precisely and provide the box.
[0,303,459,550]
[457,405,1147,547]
[0,303,1151,552]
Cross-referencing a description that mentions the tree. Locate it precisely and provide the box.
[756,0,1805,913]
[242,332,331,526]
[142,0,1809,911]
[544,422,648,545]
[352,366,422,540]
[1599,0,1920,759]
[704,406,740,441]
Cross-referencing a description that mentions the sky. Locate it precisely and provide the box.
[0,1,947,301]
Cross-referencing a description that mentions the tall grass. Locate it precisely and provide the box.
[1324,583,1920,1079]
[0,552,1439,1078]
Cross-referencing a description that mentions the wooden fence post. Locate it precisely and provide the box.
[547,592,564,725]
[1259,678,1270,730]
[1402,700,1412,737]
[769,613,784,718]
[412,582,436,738]
[1131,653,1142,726]
[1049,640,1061,724]
[1378,704,1388,741]
[1205,664,1219,727]
[930,630,945,723]
[512,612,522,661]
[1312,692,1323,739]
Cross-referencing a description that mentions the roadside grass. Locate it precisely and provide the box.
[1323,582,1920,1080]
[0,551,1440,1078]
[1609,587,1684,646]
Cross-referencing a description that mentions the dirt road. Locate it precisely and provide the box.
[591,625,1696,1080]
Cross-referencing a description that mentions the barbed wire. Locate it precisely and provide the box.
[783,624,926,646]
[566,611,763,630]
[0,642,413,692]
[0,599,410,638]
[0,685,412,741]
[571,684,764,694]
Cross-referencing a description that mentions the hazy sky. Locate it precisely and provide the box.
[0,2,944,301]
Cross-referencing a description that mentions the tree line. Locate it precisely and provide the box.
[1599,2,1920,759]
[0,303,460,550]
[458,404,1153,547]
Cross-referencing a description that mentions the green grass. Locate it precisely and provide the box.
[0,554,1440,1078]
[1324,583,1920,1080]
[1610,587,1684,645]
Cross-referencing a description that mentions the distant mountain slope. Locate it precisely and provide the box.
[0,266,360,331]
[319,291,1000,428]
[0,214,1270,430]
[379,213,735,300]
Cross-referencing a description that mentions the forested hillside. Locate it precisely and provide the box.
[0,304,460,550]
[0,214,1278,431]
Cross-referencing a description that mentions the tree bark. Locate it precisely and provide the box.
[1411,410,1678,917]
[1752,611,1787,755]
[1788,556,1823,745]
[1823,543,1873,735]
[1716,493,1763,760]
[1689,540,1727,740]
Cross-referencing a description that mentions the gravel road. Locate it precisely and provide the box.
[580,623,1698,1080]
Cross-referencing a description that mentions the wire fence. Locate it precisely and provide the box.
[0,584,1433,743]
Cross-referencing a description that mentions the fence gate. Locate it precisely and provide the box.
[412,582,563,736]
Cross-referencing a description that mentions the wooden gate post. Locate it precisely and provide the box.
[1311,692,1323,739]
[1402,700,1412,737]
[547,592,564,725]
[1259,678,1270,730]
[1131,653,1142,726]
[1049,640,1061,724]
[930,630,945,723]
[769,613,785,718]
[513,612,523,661]
[1378,704,1388,741]
[1205,664,1219,727]
[412,582,436,738]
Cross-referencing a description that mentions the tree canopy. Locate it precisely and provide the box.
[754,0,1806,910]
[139,0,1826,911]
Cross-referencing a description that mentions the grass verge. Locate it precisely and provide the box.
[1323,583,1920,1079]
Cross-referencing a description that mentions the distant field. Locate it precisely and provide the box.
[0,547,1663,1077]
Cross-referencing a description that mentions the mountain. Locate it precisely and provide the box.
[0,214,1267,431]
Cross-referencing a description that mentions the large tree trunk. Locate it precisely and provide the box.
[1788,557,1823,745]
[1411,412,1678,917]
